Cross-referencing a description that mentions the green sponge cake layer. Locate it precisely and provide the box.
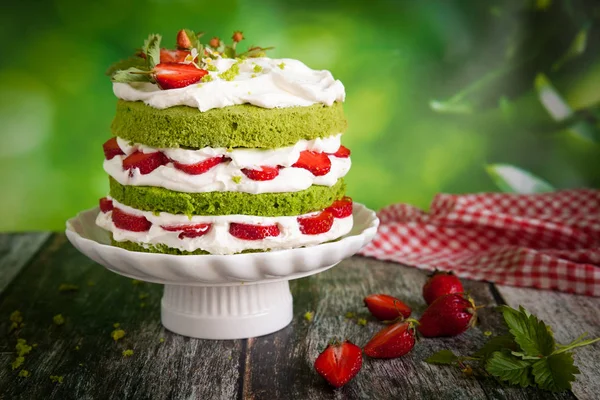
[112,100,347,149]
[112,238,209,255]
[112,240,262,255]
[109,177,346,216]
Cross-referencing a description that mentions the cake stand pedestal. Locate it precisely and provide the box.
[66,204,378,339]
[161,282,292,339]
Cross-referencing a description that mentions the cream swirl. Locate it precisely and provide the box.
[96,198,354,255]
[113,58,345,111]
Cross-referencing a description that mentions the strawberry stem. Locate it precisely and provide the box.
[553,336,600,354]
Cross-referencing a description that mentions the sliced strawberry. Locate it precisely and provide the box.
[122,151,169,175]
[326,197,353,218]
[314,340,362,388]
[241,166,280,181]
[292,151,331,176]
[160,49,191,63]
[229,223,280,240]
[99,197,114,213]
[298,211,334,235]
[154,62,208,90]
[111,208,151,232]
[173,156,226,175]
[364,294,412,321]
[331,145,351,158]
[103,137,125,160]
[364,320,417,359]
[161,223,212,239]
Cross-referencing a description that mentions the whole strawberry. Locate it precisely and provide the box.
[418,294,477,337]
[422,270,464,305]
[314,340,362,388]
[364,294,411,321]
[364,319,417,358]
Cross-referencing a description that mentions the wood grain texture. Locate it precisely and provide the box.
[242,256,573,400]
[0,234,242,400]
[496,285,600,400]
[0,234,593,399]
[0,233,50,294]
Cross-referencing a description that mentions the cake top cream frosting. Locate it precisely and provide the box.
[108,30,345,112]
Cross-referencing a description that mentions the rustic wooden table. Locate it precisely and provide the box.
[0,233,599,400]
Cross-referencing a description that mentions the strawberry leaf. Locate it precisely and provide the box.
[183,29,199,49]
[552,27,589,71]
[111,68,152,83]
[143,34,162,69]
[499,306,555,357]
[486,351,534,387]
[535,73,572,121]
[474,335,518,361]
[486,164,554,194]
[106,56,146,77]
[425,350,459,365]
[532,353,580,392]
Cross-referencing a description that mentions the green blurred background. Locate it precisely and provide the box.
[1,0,599,231]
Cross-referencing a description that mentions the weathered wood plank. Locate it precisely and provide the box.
[0,233,51,295]
[243,256,574,400]
[496,285,600,400]
[0,235,242,400]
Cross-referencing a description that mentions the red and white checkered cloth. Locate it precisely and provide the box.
[359,189,600,296]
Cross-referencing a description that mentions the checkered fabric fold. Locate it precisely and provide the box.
[359,189,600,296]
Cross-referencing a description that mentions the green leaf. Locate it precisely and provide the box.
[555,335,600,354]
[223,46,236,59]
[142,34,162,69]
[499,306,555,357]
[486,351,534,387]
[534,73,572,121]
[552,27,589,71]
[532,352,580,392]
[111,68,152,83]
[511,351,544,360]
[486,164,554,194]
[196,43,205,60]
[425,350,459,365]
[474,335,518,361]
[429,99,473,114]
[105,55,146,77]
[564,120,599,143]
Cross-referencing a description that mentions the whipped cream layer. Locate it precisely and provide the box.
[105,135,351,194]
[96,199,353,255]
[113,58,345,112]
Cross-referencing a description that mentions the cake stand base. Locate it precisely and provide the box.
[161,281,293,339]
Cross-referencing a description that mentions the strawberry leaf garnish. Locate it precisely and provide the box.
[531,352,580,392]
[486,351,535,388]
[425,350,459,365]
[499,305,555,357]
[111,67,152,83]
[105,56,146,77]
[473,335,518,361]
[143,33,162,69]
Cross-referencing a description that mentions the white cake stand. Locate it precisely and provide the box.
[65,204,379,339]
